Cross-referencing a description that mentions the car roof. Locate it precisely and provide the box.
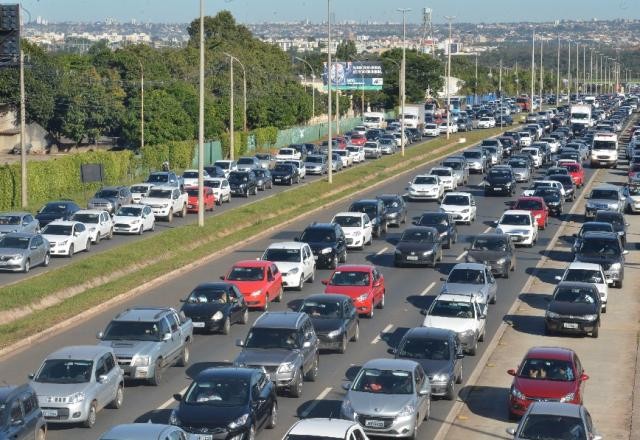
[196,367,256,381]
[232,260,272,268]
[253,311,307,329]
[304,222,336,230]
[472,233,508,241]
[404,327,455,341]
[44,220,78,226]
[502,209,532,216]
[449,262,486,271]
[118,204,144,210]
[287,418,360,437]
[435,293,474,303]
[304,293,351,303]
[592,183,621,191]
[362,358,418,371]
[526,401,583,417]
[556,281,599,291]
[333,212,367,218]
[99,423,182,437]
[149,185,176,190]
[444,192,472,197]
[193,282,234,291]
[0,211,30,216]
[595,210,623,219]
[351,199,379,205]
[113,307,173,322]
[74,209,108,215]
[581,231,620,240]
[524,346,575,361]
[333,264,374,272]
[516,196,544,202]
[566,262,603,271]
[2,232,37,239]
[266,241,306,250]
[47,345,111,360]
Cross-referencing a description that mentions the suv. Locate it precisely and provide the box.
[574,231,628,288]
[484,167,516,196]
[0,384,46,440]
[298,223,347,269]
[97,307,193,385]
[234,312,320,397]
[30,345,124,428]
[585,184,626,218]
[228,170,258,197]
[146,171,183,189]
[348,199,388,238]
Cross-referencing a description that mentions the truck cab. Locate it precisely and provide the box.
[591,132,619,168]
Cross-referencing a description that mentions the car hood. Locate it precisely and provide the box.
[574,254,619,265]
[89,197,116,205]
[341,226,363,236]
[325,285,370,298]
[0,247,27,256]
[226,280,265,295]
[467,250,505,262]
[586,198,619,207]
[497,224,532,233]
[396,242,436,254]
[410,183,439,191]
[113,215,142,223]
[180,302,226,317]
[512,167,528,174]
[0,225,22,234]
[347,391,415,417]
[272,170,292,177]
[413,359,453,377]
[440,204,469,212]
[177,402,246,428]
[423,316,473,333]
[30,381,92,398]
[442,283,485,297]
[98,339,159,357]
[486,176,512,184]
[41,233,71,242]
[235,348,298,367]
[35,213,66,224]
[269,261,300,275]
[512,377,577,400]
[143,197,172,205]
[310,318,344,334]
[548,301,598,316]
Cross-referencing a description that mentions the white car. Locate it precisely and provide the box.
[522,180,565,198]
[275,147,301,161]
[424,123,440,137]
[353,125,367,136]
[393,132,408,147]
[363,141,382,159]
[129,183,154,204]
[331,212,373,250]
[428,166,458,191]
[555,262,609,312]
[213,160,238,178]
[439,192,477,224]
[521,147,543,167]
[282,159,307,179]
[407,175,444,201]
[540,137,560,154]
[495,209,538,247]
[71,209,113,243]
[113,204,155,235]
[346,146,365,163]
[518,132,533,147]
[334,149,353,168]
[261,241,315,290]
[623,184,640,213]
[203,178,231,205]
[181,169,210,187]
[283,418,370,440]
[477,117,496,129]
[439,121,458,134]
[41,220,91,257]
[422,293,486,355]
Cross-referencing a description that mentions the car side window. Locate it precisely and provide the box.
[267,267,274,281]
[9,399,22,424]
[105,353,116,372]
[95,356,108,379]
[167,313,180,332]
[303,321,314,340]
[158,317,171,336]
[584,409,594,433]
[574,355,583,375]
[414,367,425,389]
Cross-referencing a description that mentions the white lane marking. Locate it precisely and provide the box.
[158,385,188,410]
[300,387,333,418]
[483,226,492,233]
[456,250,468,261]
[371,324,394,344]
[420,282,436,297]
[376,246,388,256]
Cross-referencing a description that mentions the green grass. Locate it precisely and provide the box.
[0,127,508,349]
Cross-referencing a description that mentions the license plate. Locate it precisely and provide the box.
[313,256,318,260]
[192,322,205,328]
[406,256,418,261]
[563,323,579,329]
[195,435,213,440]
[188,204,193,208]
[493,187,502,190]
[365,419,385,428]
[511,236,523,242]
[274,178,281,181]
[43,409,58,417]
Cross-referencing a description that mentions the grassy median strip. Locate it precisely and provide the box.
[0,128,508,348]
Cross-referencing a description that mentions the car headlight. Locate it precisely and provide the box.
[169,409,180,426]
[460,329,474,338]
[68,392,85,404]
[422,250,434,256]
[8,254,23,261]
[131,219,140,224]
[583,314,598,321]
[511,387,526,400]
[356,293,369,302]
[59,240,68,245]
[560,392,575,403]
[287,267,300,275]
[278,362,296,373]
[250,289,262,297]
[395,249,402,255]
[461,208,470,213]
[131,355,151,367]
[397,403,416,417]
[432,373,449,382]
[321,247,333,255]
[327,329,342,338]
[496,257,507,265]
[228,413,249,430]
[610,262,622,270]
[546,311,561,319]
[211,311,224,321]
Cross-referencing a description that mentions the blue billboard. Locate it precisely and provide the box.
[322,61,384,91]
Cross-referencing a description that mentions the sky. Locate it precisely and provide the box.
[15,0,640,24]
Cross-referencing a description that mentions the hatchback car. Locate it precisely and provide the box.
[348,199,388,238]
[407,175,444,201]
[222,260,283,311]
[574,231,627,288]
[323,265,385,319]
[532,187,564,216]
[298,294,359,353]
[544,282,602,337]
[180,282,248,334]
[393,227,442,268]
[594,210,628,245]
[0,233,50,273]
[112,204,155,235]
[72,209,114,243]
[203,178,231,205]
[440,262,497,305]
[495,210,538,247]
[571,221,615,254]
[507,402,602,440]
[185,186,215,213]
[41,220,91,257]
[35,200,81,227]
[584,184,625,218]
[298,222,348,268]
[261,242,315,290]
[439,192,477,224]
[283,418,369,440]
[511,197,549,229]
[88,186,133,214]
[465,233,516,278]
[377,194,408,226]
[484,167,516,196]
[414,212,458,249]
[556,262,608,312]
[253,168,273,191]
[331,212,373,250]
[0,212,39,237]
[98,423,189,440]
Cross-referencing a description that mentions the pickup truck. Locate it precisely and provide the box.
[146,171,184,190]
[144,186,187,222]
[98,307,193,386]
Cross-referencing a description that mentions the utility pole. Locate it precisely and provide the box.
[539,39,543,101]
[224,53,247,134]
[445,15,455,139]
[335,88,339,135]
[139,60,144,150]
[575,42,579,95]
[475,53,479,104]
[567,41,571,102]
[583,46,586,94]
[498,59,503,127]
[295,57,316,120]
[589,49,593,95]
[197,0,205,227]
[229,58,234,160]
[327,0,332,183]
[399,8,411,151]
[530,30,535,113]
[20,48,26,208]
[556,35,560,105]
[514,59,518,97]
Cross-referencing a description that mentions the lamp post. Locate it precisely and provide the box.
[398,8,411,155]
[530,30,535,112]
[475,53,479,104]
[327,0,333,183]
[567,40,571,102]
[386,58,402,111]
[197,0,205,226]
[556,35,560,105]
[224,52,247,134]
[445,15,455,140]
[295,56,316,120]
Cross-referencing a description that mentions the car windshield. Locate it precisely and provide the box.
[593,140,616,150]
[255,154,270,160]
[186,288,228,304]
[229,173,249,183]
[147,174,169,182]
[554,287,598,304]
[515,200,543,210]
[0,215,20,225]
[186,189,201,197]
[40,204,67,214]
[215,162,231,169]
[130,185,150,193]
[413,176,438,185]
[399,338,450,361]
[579,238,621,256]
[42,224,72,235]
[442,161,462,170]
[263,248,301,262]
[352,368,413,395]
[533,188,560,200]
[274,164,293,172]
[518,414,587,440]
[300,228,335,243]
[442,195,469,206]
[238,158,255,165]
[471,237,507,251]
[148,189,172,198]
[564,269,603,284]
[116,207,142,217]
[35,359,93,384]
[227,266,264,282]
[73,213,100,223]
[95,189,119,198]
[429,300,475,318]
[509,161,527,168]
[418,214,447,227]
[430,169,451,176]
[184,377,249,407]
[183,171,199,178]
[401,229,436,243]
[278,149,294,155]
[590,189,618,200]
[0,236,30,249]
[579,223,613,236]
[500,214,531,226]
[463,151,481,159]
[204,180,221,188]
[102,321,163,341]
[245,328,300,349]
[300,300,342,319]
[447,268,484,284]
[518,359,575,381]
[307,156,323,163]
[333,216,362,228]
[329,270,370,286]
[284,161,301,168]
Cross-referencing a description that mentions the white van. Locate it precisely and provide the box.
[363,112,386,129]
[591,132,618,168]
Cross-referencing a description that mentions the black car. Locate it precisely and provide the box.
[393,327,464,400]
[457,117,473,132]
[594,210,628,246]
[574,231,627,288]
[497,136,516,156]
[533,187,564,216]
[0,384,46,440]
[465,233,516,278]
[289,144,308,161]
[204,165,227,178]
[484,167,516,196]
[571,221,614,253]
[228,170,258,197]
[179,283,248,334]
[298,294,359,353]
[35,200,81,227]
[394,226,442,268]
[271,163,300,186]
[377,194,408,226]
[548,174,576,202]
[348,199,388,238]
[544,282,601,338]
[298,222,347,269]
[172,367,277,439]
[414,212,458,249]
[406,127,423,142]
[253,168,273,191]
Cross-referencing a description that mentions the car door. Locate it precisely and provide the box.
[371,269,384,306]
[303,245,315,279]
[99,212,109,237]
[104,352,121,403]
[23,214,37,234]
[143,206,154,230]
[71,223,83,250]
[20,391,40,439]
[229,285,246,322]
[469,196,477,218]
[159,316,180,363]
[574,354,587,400]
[29,236,44,265]
[413,366,429,418]
[484,268,497,303]
[251,372,271,428]
[474,301,486,336]
[301,320,317,371]
[452,335,464,380]
[93,354,111,408]
[343,300,356,340]
[362,214,373,242]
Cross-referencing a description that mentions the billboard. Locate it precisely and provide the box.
[322,61,383,91]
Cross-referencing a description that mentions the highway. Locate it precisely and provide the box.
[0,127,603,440]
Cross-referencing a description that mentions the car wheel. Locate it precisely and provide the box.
[304,355,319,382]
[351,322,360,342]
[367,305,374,319]
[167,209,173,223]
[275,286,283,302]
[138,225,143,235]
[262,297,269,312]
[108,384,124,409]
[237,308,249,325]
[444,237,451,249]
[253,186,258,195]
[267,402,278,429]
[216,198,222,206]
[247,424,256,440]
[82,401,97,428]
[22,259,30,273]
[503,267,509,279]
[296,275,304,291]
[490,292,497,304]
[221,317,231,335]
[67,244,74,258]
[592,323,599,338]
[95,232,101,244]
[180,204,187,217]
[338,334,348,354]
[456,368,463,384]
[177,343,190,367]
[245,189,249,197]
[108,228,114,239]
[377,293,385,309]
[150,221,155,232]
[85,240,91,252]
[445,380,456,401]
[290,370,303,397]
[43,253,50,267]
[467,339,478,356]
[340,250,347,263]
[330,255,338,269]
[409,419,419,440]
[36,428,45,440]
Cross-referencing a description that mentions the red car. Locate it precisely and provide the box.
[628,163,640,182]
[322,264,385,318]
[560,162,585,187]
[512,196,549,229]
[222,260,283,310]
[333,136,348,149]
[185,186,215,213]
[507,347,589,418]
[350,134,366,146]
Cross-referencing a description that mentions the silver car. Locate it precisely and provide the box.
[98,423,188,440]
[0,212,39,237]
[341,358,431,439]
[507,159,531,183]
[30,345,124,428]
[0,232,50,272]
[507,402,601,440]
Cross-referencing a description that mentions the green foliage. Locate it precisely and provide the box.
[336,40,358,61]
[252,126,278,150]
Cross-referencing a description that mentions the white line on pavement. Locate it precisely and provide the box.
[371,324,394,344]
[300,387,333,418]
[483,226,492,233]
[376,247,388,256]
[158,385,188,410]
[420,282,436,296]
[456,251,468,261]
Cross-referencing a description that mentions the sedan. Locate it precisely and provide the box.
[441,262,497,305]
[323,265,385,319]
[532,187,564,216]
[507,402,602,440]
[544,282,601,338]
[170,367,277,439]
[507,159,531,183]
[340,358,431,440]
[414,212,458,249]
[0,232,50,273]
[35,200,81,227]
[272,163,301,185]
[465,233,516,278]
[0,212,39,236]
[394,226,442,268]
[560,162,585,187]
[179,282,248,334]
[41,220,91,257]
[253,168,273,190]
[112,205,155,235]
[377,194,408,226]
[407,175,444,201]
[222,260,283,310]
[298,294,359,353]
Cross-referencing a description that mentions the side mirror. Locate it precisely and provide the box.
[456,352,465,359]
[440,277,447,282]
[580,373,590,381]
[173,393,182,401]
[480,314,487,320]
[28,373,35,380]
[219,275,226,280]
[98,374,108,384]
[507,369,517,376]
[623,250,629,255]
[341,381,352,391]
[236,339,245,347]
[420,309,427,316]
[303,341,312,348]
[293,237,300,242]
[321,279,329,285]
[572,233,577,238]
[593,435,603,440]
[387,347,397,355]
[418,387,429,396]
[554,275,562,281]
[162,333,172,341]
[96,331,104,340]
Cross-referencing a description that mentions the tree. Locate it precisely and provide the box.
[336,40,357,61]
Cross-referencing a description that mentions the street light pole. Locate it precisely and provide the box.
[445,15,455,140]
[556,35,560,105]
[539,39,543,101]
[19,49,27,208]
[229,58,234,160]
[139,60,144,150]
[327,0,332,183]
[398,8,411,153]
[575,42,579,95]
[475,53,479,104]
[224,52,247,135]
[567,41,571,102]
[530,30,535,112]
[197,0,205,227]
[295,57,316,120]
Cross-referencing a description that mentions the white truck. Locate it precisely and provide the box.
[570,104,594,128]
[399,104,425,129]
[144,186,188,222]
[363,112,386,129]
[591,132,619,168]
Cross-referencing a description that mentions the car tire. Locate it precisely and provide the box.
[351,322,360,342]
[43,253,50,267]
[36,428,45,440]
[305,355,319,382]
[95,232,101,244]
[444,237,451,249]
[108,228,114,239]
[367,305,374,319]
[503,267,509,279]
[467,338,478,356]
[167,209,173,223]
[445,381,456,401]
[108,384,124,409]
[180,204,187,217]
[22,259,30,273]
[85,240,91,252]
[267,402,278,429]
[456,368,463,384]
[253,186,258,195]
[216,198,222,206]
[221,317,231,335]
[296,275,304,291]
[409,419,419,440]
[377,293,385,309]
[592,323,599,338]
[338,334,348,354]
[67,244,74,258]
[290,370,303,397]
[275,286,283,302]
[177,343,190,367]
[330,255,338,269]
[138,225,143,235]
[82,401,97,428]
[262,298,269,312]
[247,424,256,440]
